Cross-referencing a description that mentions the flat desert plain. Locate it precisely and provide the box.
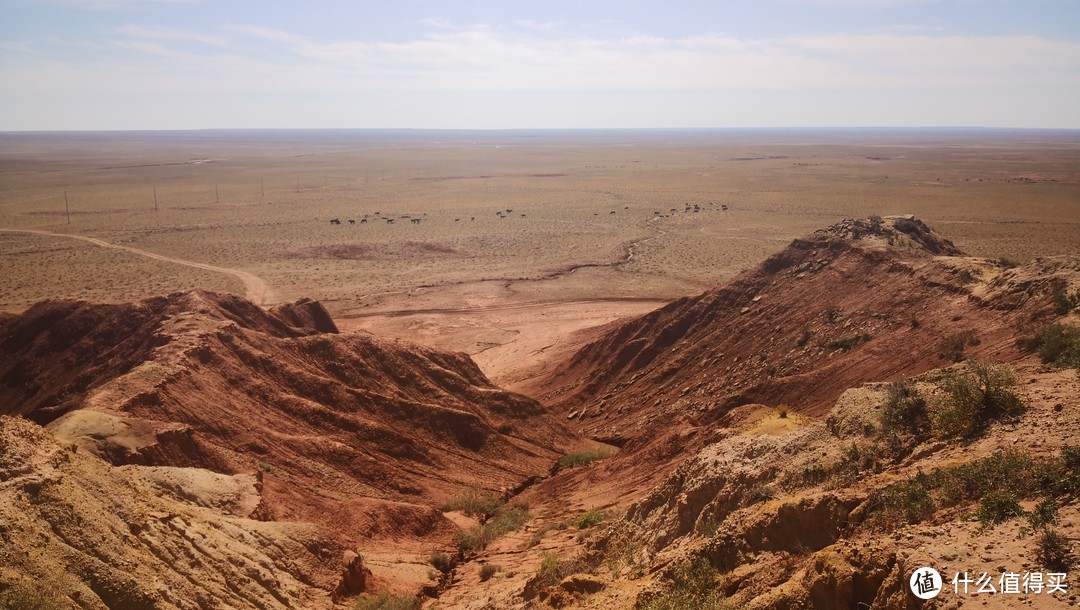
[2,129,1078,386]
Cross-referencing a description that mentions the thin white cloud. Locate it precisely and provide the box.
[209,24,1080,92]
[4,21,1079,129]
[514,20,562,33]
[115,23,231,48]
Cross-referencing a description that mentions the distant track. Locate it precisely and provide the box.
[0,228,271,305]
[339,297,670,319]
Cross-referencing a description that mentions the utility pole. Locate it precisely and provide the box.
[215,184,219,204]
[261,179,265,198]
[64,191,70,224]
[295,175,299,193]
[153,185,158,212]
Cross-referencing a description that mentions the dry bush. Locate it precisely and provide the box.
[930,361,1024,439]
[479,563,500,581]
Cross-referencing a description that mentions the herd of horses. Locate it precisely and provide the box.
[327,203,729,226]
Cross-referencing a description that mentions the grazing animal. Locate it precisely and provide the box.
[520,213,526,218]
[347,219,355,224]
[360,218,367,224]
[610,210,616,215]
[624,206,629,209]
[330,218,341,225]
[470,217,475,221]
[654,211,660,215]
[411,218,421,224]
[386,218,394,224]
[721,204,729,211]
[455,218,460,222]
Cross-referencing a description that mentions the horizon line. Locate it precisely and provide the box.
[4,126,1080,135]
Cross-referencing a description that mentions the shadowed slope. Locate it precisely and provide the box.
[0,290,577,548]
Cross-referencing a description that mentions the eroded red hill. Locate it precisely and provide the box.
[539,216,1076,455]
[0,289,579,604]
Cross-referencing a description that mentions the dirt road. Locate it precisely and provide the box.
[0,228,272,305]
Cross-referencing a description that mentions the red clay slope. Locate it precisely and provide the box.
[0,290,577,545]
[539,216,1076,453]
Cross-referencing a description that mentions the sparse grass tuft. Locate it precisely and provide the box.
[557,445,617,470]
[479,563,500,581]
[535,552,563,589]
[354,592,419,610]
[825,304,843,323]
[938,330,980,362]
[441,488,503,519]
[639,558,736,610]
[575,510,604,529]
[0,584,62,610]
[796,327,811,347]
[826,332,871,351]
[428,551,452,573]
[866,448,1076,531]
[456,502,530,553]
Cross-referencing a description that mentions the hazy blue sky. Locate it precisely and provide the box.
[1,0,1078,130]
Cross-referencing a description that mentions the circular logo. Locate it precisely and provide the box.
[909,567,943,600]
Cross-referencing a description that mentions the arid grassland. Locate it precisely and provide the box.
[2,129,1078,383]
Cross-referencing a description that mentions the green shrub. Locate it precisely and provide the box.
[867,449,1045,531]
[869,477,935,529]
[479,563,500,581]
[1064,445,1080,470]
[1029,497,1059,528]
[881,379,929,437]
[1035,528,1073,571]
[1032,323,1080,369]
[1050,278,1079,315]
[456,502,530,552]
[354,592,419,610]
[976,491,1022,526]
[930,361,1024,438]
[440,488,504,519]
[428,551,452,573]
[535,552,563,588]
[557,445,617,470]
[575,510,604,529]
[640,558,735,610]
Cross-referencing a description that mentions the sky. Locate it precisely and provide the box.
[1,0,1078,130]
